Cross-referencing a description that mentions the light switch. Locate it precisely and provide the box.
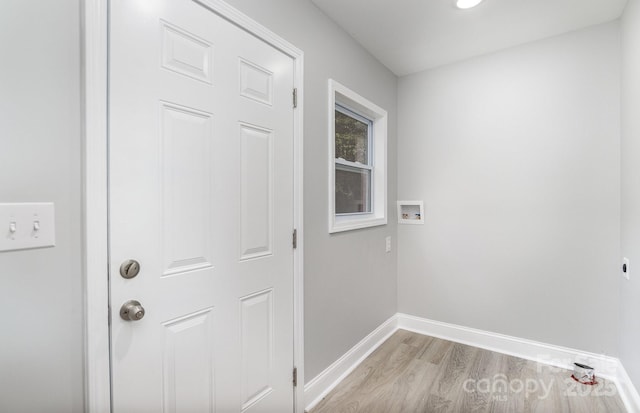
[0,203,55,252]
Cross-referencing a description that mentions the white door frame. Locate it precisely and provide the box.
[82,1,305,411]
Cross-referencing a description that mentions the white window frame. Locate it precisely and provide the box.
[328,79,387,233]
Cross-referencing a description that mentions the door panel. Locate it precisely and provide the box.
[160,102,214,275]
[240,289,274,410]
[239,123,274,260]
[162,308,215,413]
[109,0,295,411]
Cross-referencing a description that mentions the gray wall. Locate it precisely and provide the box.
[621,0,640,390]
[397,22,621,355]
[223,0,398,381]
[0,1,84,412]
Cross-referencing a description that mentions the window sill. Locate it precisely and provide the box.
[329,214,387,233]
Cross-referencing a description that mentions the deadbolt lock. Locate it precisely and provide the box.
[120,300,146,321]
[120,259,141,279]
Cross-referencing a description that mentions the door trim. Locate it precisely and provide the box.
[82,1,110,412]
[83,1,305,411]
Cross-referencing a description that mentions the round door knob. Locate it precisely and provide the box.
[120,300,146,321]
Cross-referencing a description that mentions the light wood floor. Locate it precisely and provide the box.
[310,330,626,413]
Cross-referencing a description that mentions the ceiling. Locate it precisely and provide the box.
[310,0,628,76]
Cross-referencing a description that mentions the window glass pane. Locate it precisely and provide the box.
[335,109,369,165]
[335,165,371,214]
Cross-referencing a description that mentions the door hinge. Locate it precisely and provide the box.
[293,367,298,387]
[293,88,298,109]
[292,229,298,249]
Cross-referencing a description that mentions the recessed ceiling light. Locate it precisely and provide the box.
[456,0,484,9]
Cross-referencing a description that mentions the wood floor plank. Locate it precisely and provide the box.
[351,344,421,412]
[429,342,478,403]
[396,358,442,412]
[453,348,501,413]
[417,336,453,365]
[309,330,626,413]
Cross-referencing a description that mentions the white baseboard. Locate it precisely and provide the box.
[396,313,619,380]
[303,315,398,412]
[303,313,640,413]
[616,359,640,413]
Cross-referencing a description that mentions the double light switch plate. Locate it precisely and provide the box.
[0,203,55,252]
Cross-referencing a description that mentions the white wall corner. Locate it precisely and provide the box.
[303,315,399,411]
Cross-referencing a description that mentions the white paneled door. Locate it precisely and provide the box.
[109,1,296,411]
